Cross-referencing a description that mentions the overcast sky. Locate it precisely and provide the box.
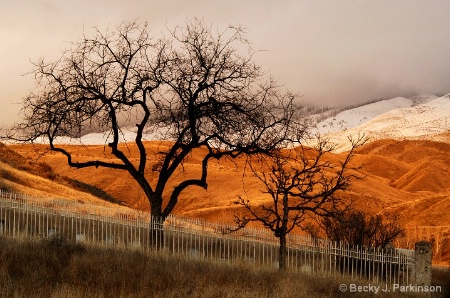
[1,0,450,125]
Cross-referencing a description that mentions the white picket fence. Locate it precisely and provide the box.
[0,190,415,285]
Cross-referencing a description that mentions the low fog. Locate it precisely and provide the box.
[1,0,450,125]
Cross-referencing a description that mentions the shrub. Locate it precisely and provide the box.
[321,210,405,248]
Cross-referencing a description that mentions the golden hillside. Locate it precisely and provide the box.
[5,139,450,264]
[0,143,134,212]
[8,140,450,221]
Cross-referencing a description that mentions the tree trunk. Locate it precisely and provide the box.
[279,234,287,271]
[150,214,164,250]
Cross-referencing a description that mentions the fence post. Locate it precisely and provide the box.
[414,241,432,286]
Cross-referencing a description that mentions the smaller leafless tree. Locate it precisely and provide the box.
[234,136,365,270]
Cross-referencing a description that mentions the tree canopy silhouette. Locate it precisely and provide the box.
[5,20,299,222]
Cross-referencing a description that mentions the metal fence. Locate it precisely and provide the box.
[0,190,415,285]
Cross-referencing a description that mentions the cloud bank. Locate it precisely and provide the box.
[1,0,450,125]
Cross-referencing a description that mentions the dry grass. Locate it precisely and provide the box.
[1,236,447,298]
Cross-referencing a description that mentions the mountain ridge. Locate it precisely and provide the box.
[310,93,450,151]
[18,93,450,151]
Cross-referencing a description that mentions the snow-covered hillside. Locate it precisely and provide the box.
[311,94,437,135]
[38,93,450,152]
[47,124,170,145]
[311,93,450,152]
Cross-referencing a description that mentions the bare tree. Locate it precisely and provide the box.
[234,136,364,270]
[4,20,298,232]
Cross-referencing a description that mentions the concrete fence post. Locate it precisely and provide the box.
[414,241,432,286]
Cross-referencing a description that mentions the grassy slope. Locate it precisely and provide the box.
[9,140,450,223]
[5,140,450,264]
[0,143,128,209]
[2,236,447,298]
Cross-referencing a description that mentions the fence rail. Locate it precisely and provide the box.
[0,190,415,285]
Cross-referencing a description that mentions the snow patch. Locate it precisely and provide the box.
[311,97,413,135]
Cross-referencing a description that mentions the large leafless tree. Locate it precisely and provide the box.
[234,136,364,270]
[5,20,299,226]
